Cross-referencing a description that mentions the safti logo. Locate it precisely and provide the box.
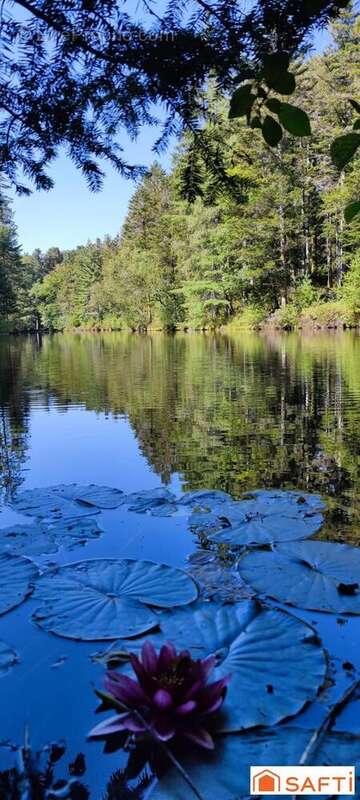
[250,766,355,795]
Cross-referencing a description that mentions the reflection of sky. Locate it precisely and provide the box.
[10,2,334,252]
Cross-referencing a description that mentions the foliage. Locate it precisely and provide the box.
[0,11,359,332]
[341,251,360,309]
[0,737,89,800]
[226,305,266,329]
[300,299,359,326]
[271,304,300,329]
[9,10,354,332]
[0,0,349,194]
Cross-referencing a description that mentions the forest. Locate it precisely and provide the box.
[1,7,360,334]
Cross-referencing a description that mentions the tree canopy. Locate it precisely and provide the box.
[0,0,350,193]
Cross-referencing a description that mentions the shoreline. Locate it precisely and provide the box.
[2,320,360,336]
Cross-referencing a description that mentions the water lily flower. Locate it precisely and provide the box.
[88,641,231,750]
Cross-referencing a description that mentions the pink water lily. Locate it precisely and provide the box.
[88,641,231,750]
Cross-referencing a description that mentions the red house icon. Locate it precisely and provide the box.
[252,769,281,793]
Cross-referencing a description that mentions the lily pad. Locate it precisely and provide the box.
[247,488,325,511]
[100,599,325,730]
[160,600,326,730]
[0,523,58,556]
[48,517,102,549]
[192,489,324,546]
[189,511,230,535]
[0,518,101,556]
[208,512,323,547]
[124,488,176,513]
[57,484,125,509]
[150,727,360,800]
[0,553,38,615]
[33,559,198,641]
[10,486,99,521]
[0,641,19,676]
[177,489,232,507]
[238,540,360,614]
[187,552,250,602]
[150,502,178,517]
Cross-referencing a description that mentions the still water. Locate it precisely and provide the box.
[1,330,360,534]
[0,330,360,793]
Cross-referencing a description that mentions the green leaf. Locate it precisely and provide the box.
[345,200,360,223]
[349,98,360,114]
[331,133,360,170]
[250,116,262,129]
[265,71,296,95]
[266,97,282,113]
[262,52,295,95]
[262,115,283,146]
[229,85,254,118]
[263,51,290,76]
[278,103,312,136]
[353,118,360,130]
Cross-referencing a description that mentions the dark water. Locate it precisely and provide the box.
[1,330,360,793]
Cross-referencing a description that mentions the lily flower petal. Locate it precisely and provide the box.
[182,726,215,750]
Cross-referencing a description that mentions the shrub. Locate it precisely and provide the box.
[300,300,359,327]
[271,304,299,329]
[292,276,318,311]
[227,305,266,329]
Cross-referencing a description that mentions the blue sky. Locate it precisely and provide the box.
[11,127,173,253]
[10,20,332,254]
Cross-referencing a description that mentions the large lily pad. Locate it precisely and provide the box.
[238,540,360,614]
[99,600,325,730]
[33,559,198,641]
[0,641,19,676]
[0,518,101,556]
[161,600,326,730]
[191,489,324,546]
[10,486,99,521]
[150,727,360,800]
[0,554,38,615]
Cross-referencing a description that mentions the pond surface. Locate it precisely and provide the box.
[2,330,360,535]
[1,330,360,795]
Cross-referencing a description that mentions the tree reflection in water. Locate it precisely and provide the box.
[0,330,360,540]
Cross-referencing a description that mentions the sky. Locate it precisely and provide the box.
[10,18,332,255]
[11,127,173,253]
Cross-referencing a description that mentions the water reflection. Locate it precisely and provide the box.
[0,330,360,535]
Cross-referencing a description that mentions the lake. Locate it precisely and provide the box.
[2,330,360,538]
[1,330,360,795]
